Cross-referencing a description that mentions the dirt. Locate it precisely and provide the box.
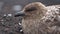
[0,15,23,34]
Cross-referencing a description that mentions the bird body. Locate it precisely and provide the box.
[15,2,60,34]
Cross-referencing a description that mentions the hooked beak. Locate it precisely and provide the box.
[14,11,25,17]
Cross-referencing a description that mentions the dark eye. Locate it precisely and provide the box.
[25,7,37,12]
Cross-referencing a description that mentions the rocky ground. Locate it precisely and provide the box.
[0,15,23,34]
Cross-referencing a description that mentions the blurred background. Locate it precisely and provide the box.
[0,0,60,14]
[0,0,60,22]
[0,0,60,34]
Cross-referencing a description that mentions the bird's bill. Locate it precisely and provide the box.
[14,11,25,17]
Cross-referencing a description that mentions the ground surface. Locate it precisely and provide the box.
[0,16,23,34]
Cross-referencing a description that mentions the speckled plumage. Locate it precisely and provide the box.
[21,2,60,34]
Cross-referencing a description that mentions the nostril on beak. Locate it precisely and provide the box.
[14,11,25,17]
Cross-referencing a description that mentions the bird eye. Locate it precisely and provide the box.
[25,7,37,12]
